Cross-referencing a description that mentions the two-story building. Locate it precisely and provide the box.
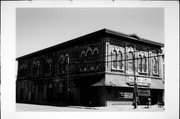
[16,28,164,106]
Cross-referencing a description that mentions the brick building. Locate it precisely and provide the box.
[16,29,164,106]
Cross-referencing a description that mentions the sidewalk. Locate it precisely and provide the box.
[16,103,165,111]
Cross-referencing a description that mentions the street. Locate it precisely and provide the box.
[16,103,164,112]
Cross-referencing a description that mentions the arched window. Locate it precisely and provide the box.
[93,48,99,70]
[142,56,147,72]
[127,52,133,72]
[112,49,117,69]
[118,51,123,70]
[64,54,69,73]
[36,61,40,77]
[153,57,158,74]
[45,59,52,76]
[33,62,37,78]
[80,51,86,71]
[59,56,64,74]
[49,60,52,76]
[86,50,92,70]
[138,55,142,72]
[21,65,27,79]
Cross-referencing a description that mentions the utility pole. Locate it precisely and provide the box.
[133,51,138,109]
[67,56,70,105]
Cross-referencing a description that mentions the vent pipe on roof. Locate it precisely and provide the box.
[129,34,140,39]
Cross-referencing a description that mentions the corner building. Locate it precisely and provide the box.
[16,29,164,106]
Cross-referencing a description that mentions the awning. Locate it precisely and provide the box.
[91,77,105,86]
[91,74,131,87]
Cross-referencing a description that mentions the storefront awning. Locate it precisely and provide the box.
[91,75,131,87]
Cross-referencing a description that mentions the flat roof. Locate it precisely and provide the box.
[16,28,164,60]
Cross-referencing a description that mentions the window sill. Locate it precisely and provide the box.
[153,73,159,77]
[111,68,124,72]
[138,72,148,75]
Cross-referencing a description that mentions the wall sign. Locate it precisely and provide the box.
[117,92,133,99]
[138,89,150,97]
[126,77,151,87]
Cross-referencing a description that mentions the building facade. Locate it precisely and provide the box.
[16,29,164,106]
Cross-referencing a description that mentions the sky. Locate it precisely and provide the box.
[16,8,164,57]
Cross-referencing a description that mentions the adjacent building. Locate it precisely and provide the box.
[16,29,164,106]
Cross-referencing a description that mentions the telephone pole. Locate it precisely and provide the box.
[67,56,70,104]
[133,51,138,109]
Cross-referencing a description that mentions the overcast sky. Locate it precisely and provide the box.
[16,8,164,57]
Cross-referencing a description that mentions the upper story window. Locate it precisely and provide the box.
[86,48,92,70]
[138,53,148,74]
[32,61,40,78]
[45,59,52,76]
[64,54,69,73]
[152,57,158,75]
[111,47,124,71]
[80,47,99,72]
[138,55,143,72]
[93,48,99,70]
[36,61,40,77]
[19,64,28,79]
[112,49,118,69]
[127,52,133,72]
[142,56,147,72]
[80,51,86,71]
[59,56,64,74]
[118,51,123,70]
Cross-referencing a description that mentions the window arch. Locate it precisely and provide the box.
[93,48,99,55]
[112,49,118,69]
[127,52,133,72]
[81,51,86,57]
[86,47,93,56]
